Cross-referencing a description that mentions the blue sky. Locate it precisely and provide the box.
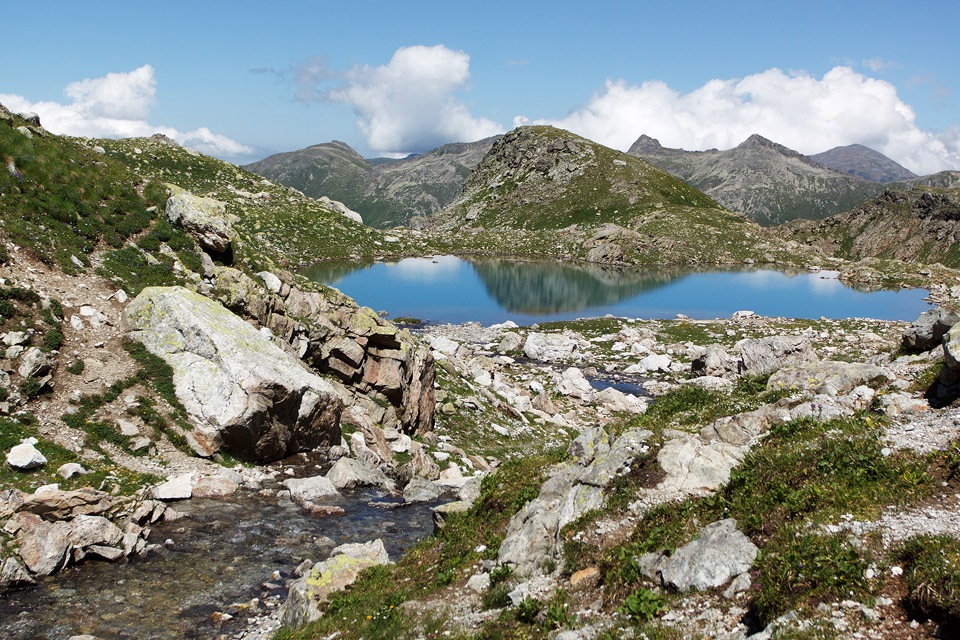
[3,1,958,174]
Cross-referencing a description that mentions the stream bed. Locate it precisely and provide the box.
[0,484,439,639]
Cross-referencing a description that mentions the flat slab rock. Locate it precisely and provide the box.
[639,518,758,591]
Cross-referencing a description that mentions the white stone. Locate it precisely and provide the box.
[152,474,193,501]
[6,441,47,470]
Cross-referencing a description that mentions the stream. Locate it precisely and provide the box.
[0,477,440,639]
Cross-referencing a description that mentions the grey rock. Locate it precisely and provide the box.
[325,457,394,491]
[498,332,523,353]
[282,475,341,504]
[0,556,35,588]
[902,307,960,352]
[165,192,238,255]
[18,487,114,520]
[17,347,55,379]
[123,286,342,462]
[524,332,579,361]
[690,344,737,378]
[280,540,391,628]
[403,477,442,503]
[56,463,88,479]
[641,519,757,591]
[432,500,471,531]
[466,572,491,593]
[596,387,648,414]
[556,367,594,400]
[18,520,73,576]
[658,433,745,491]
[579,429,652,487]
[66,515,124,548]
[151,474,193,501]
[737,335,818,376]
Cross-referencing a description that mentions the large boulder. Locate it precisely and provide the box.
[123,286,342,462]
[208,267,436,438]
[903,307,960,352]
[165,192,238,257]
[524,332,580,362]
[6,438,47,470]
[737,335,817,377]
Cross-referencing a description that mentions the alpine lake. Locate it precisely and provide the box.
[301,255,930,325]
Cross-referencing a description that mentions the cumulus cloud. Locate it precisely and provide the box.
[0,65,252,158]
[325,45,503,156]
[521,66,959,175]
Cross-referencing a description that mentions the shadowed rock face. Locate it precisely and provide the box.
[123,286,343,462]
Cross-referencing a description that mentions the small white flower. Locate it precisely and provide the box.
[890,565,903,576]
[475,544,487,554]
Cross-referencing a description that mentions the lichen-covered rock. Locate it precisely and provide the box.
[280,539,391,627]
[123,286,342,462]
[165,192,239,256]
[767,360,894,396]
[639,519,757,591]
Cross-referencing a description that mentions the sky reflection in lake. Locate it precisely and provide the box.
[301,256,930,325]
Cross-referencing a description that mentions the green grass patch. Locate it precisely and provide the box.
[896,534,960,627]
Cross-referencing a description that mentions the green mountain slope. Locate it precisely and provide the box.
[429,126,791,265]
[97,135,391,270]
[244,137,497,228]
[784,186,960,267]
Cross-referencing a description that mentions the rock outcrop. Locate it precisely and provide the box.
[497,427,652,577]
[123,286,343,462]
[165,192,239,260]
[202,266,435,438]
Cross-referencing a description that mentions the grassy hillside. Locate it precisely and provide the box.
[428,126,796,266]
[784,187,960,268]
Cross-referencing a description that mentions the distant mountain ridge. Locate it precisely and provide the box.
[244,137,498,228]
[628,134,890,226]
[811,144,918,183]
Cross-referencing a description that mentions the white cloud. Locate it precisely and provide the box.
[328,45,503,156]
[0,65,252,158]
[522,66,959,175]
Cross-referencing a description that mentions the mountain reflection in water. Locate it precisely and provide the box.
[301,256,929,324]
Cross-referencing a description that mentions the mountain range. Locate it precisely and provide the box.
[248,130,956,230]
[244,137,497,228]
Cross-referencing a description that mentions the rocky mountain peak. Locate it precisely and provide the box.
[627,134,664,155]
[735,134,806,161]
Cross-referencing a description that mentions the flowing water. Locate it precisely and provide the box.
[0,481,439,639]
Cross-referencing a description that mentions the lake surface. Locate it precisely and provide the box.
[302,256,930,325]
